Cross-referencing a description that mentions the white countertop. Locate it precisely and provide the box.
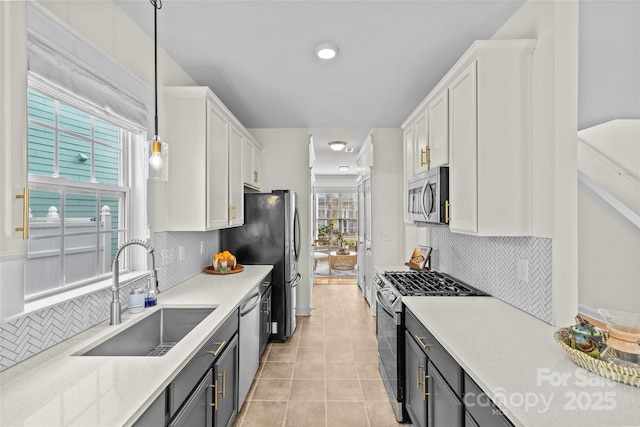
[0,265,273,427]
[403,297,640,427]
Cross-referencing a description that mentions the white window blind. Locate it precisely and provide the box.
[26,3,153,131]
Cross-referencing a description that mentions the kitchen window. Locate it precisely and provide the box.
[25,80,145,301]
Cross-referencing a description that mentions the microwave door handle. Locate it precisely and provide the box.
[420,181,431,218]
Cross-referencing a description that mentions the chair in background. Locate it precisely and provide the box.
[313,239,331,271]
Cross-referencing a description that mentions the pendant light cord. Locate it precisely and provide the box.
[150,0,162,138]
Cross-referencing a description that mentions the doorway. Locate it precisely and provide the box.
[312,190,358,283]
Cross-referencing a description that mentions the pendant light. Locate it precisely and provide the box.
[148,0,168,181]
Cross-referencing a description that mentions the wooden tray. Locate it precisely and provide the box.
[204,264,244,275]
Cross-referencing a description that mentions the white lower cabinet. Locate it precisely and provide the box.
[165,86,245,231]
[448,40,536,236]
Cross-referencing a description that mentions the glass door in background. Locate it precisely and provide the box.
[313,190,358,278]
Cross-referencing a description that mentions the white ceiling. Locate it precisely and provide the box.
[116,0,524,175]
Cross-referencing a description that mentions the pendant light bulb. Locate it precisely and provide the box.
[149,139,163,170]
[147,0,168,181]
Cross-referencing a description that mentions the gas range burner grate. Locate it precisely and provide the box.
[383,271,487,297]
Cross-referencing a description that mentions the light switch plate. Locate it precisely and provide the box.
[516,258,529,282]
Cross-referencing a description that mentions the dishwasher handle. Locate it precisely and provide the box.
[240,291,261,316]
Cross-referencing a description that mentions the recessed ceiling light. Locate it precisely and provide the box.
[338,165,350,171]
[315,43,339,60]
[328,141,346,151]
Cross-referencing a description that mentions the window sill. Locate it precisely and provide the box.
[11,271,149,322]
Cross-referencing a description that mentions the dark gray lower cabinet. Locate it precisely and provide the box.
[259,284,272,357]
[133,310,239,427]
[169,333,238,427]
[169,370,213,427]
[213,334,238,427]
[428,360,463,427]
[464,374,513,427]
[404,307,510,427]
[133,390,166,427]
[405,330,463,427]
[405,330,427,427]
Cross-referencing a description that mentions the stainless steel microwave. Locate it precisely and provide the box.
[407,167,449,224]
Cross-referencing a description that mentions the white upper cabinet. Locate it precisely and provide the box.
[165,86,246,231]
[402,39,536,236]
[448,63,478,234]
[0,2,28,321]
[243,136,262,190]
[403,124,416,224]
[414,112,429,175]
[426,89,449,169]
[0,2,28,262]
[228,123,244,226]
[448,40,536,236]
[205,101,230,230]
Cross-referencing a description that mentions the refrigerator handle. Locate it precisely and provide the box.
[290,273,302,288]
[293,207,301,261]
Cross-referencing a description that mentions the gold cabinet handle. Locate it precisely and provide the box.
[228,205,237,222]
[253,170,258,183]
[415,335,429,349]
[416,362,423,389]
[208,340,226,357]
[419,147,431,167]
[422,373,431,400]
[220,370,226,399]
[209,381,219,410]
[445,200,450,224]
[209,371,226,411]
[15,187,30,239]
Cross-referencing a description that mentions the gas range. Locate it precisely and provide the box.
[374,269,488,423]
[374,269,488,313]
[382,270,488,297]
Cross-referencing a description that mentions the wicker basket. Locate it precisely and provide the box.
[554,328,640,387]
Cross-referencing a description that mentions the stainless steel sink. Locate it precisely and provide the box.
[81,307,216,357]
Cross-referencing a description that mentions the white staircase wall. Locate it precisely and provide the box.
[577,120,640,315]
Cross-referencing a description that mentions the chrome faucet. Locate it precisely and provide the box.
[110,238,159,325]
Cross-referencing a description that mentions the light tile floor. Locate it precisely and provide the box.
[232,282,400,427]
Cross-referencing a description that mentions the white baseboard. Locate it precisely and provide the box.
[578,303,605,322]
[296,305,312,316]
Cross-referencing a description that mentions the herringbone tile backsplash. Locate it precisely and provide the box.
[431,227,553,324]
[0,231,220,371]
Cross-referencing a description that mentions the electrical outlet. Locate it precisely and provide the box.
[200,241,204,255]
[161,248,175,266]
[179,245,185,262]
[516,259,529,282]
[381,232,391,241]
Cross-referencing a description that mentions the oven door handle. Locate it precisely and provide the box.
[375,292,396,319]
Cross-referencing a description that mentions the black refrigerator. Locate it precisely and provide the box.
[221,190,301,341]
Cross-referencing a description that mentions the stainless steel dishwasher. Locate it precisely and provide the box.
[238,286,261,409]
